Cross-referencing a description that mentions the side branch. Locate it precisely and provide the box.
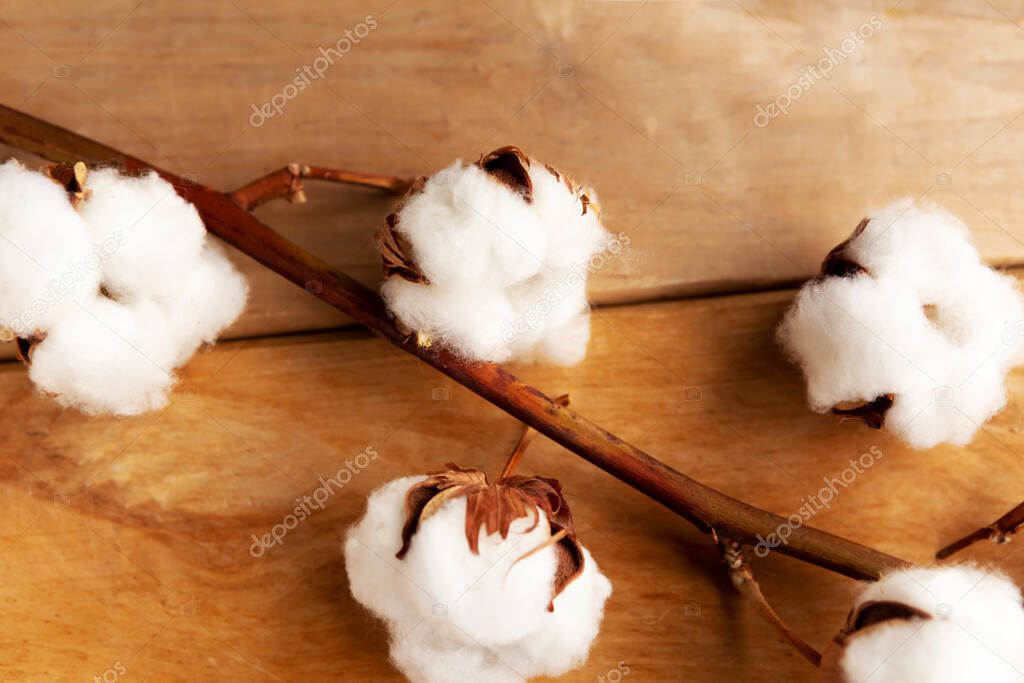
[0,103,910,582]
[936,500,1024,560]
[229,163,416,210]
[719,537,822,667]
[501,394,570,480]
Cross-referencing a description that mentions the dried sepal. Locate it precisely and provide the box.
[396,463,585,608]
[829,599,933,655]
[847,600,932,633]
[477,146,533,201]
[44,161,90,208]
[832,393,895,430]
[397,464,488,556]
[820,217,869,279]
[14,330,46,365]
[376,212,429,284]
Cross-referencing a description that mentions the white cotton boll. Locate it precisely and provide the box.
[0,160,100,334]
[397,164,547,289]
[827,565,1024,683]
[79,168,205,302]
[0,162,247,415]
[381,277,516,362]
[345,473,612,683]
[778,198,1024,448]
[27,296,178,415]
[380,149,614,366]
[161,244,249,366]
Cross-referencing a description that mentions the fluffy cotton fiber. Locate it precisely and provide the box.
[0,159,247,415]
[777,199,1024,448]
[379,148,611,366]
[822,565,1024,682]
[0,160,102,334]
[345,475,613,683]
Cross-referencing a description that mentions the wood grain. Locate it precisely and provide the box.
[4,0,1024,342]
[4,1,1024,679]
[2,287,1024,681]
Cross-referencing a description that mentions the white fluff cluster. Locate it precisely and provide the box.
[0,160,247,415]
[344,475,613,683]
[778,199,1024,448]
[825,565,1024,682]
[380,150,611,366]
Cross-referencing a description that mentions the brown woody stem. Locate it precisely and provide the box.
[718,536,822,667]
[229,163,416,210]
[936,499,1024,560]
[0,103,910,581]
[500,394,570,480]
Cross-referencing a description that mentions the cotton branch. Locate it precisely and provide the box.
[936,500,1024,560]
[718,536,823,667]
[0,103,910,582]
[229,162,415,210]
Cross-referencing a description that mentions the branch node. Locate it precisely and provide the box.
[936,500,1024,560]
[717,534,822,668]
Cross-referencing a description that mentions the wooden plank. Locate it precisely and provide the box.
[2,287,1023,681]
[4,0,1024,341]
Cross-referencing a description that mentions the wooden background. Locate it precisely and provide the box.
[2,1,1024,680]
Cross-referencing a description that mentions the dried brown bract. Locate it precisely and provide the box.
[396,463,584,608]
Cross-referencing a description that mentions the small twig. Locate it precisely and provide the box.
[500,394,570,480]
[717,534,823,667]
[936,500,1024,560]
[229,163,416,210]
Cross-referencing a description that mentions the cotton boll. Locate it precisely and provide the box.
[822,566,1024,683]
[27,296,178,415]
[80,168,205,302]
[0,162,248,415]
[381,277,516,362]
[345,472,612,683]
[379,147,614,366]
[778,198,1024,448]
[0,160,100,334]
[161,244,249,366]
[396,163,547,289]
